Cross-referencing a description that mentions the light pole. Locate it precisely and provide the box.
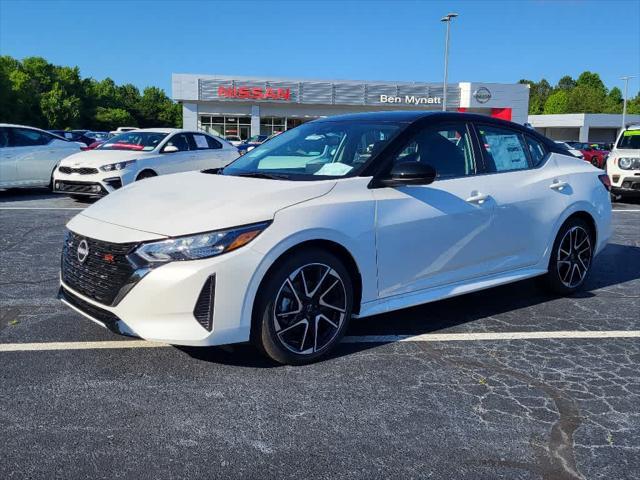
[441,12,458,112]
[621,75,636,130]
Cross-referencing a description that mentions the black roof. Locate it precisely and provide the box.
[314,110,520,127]
[313,110,560,151]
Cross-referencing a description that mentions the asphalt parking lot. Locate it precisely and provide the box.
[1,189,639,480]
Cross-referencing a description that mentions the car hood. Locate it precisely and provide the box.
[59,149,149,167]
[611,149,640,158]
[78,171,336,237]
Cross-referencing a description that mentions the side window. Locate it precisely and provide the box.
[165,133,190,152]
[206,136,222,149]
[477,125,530,173]
[392,122,476,179]
[525,135,547,167]
[0,127,9,148]
[10,128,52,147]
[189,133,219,150]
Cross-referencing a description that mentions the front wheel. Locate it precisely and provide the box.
[253,248,353,365]
[544,218,594,295]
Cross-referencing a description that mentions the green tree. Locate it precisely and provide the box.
[520,78,553,114]
[543,90,570,114]
[137,87,181,127]
[40,82,81,128]
[576,71,607,96]
[627,92,640,115]
[557,75,576,91]
[604,87,623,113]
[94,107,137,130]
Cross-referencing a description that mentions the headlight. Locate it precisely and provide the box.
[618,157,638,170]
[100,160,137,172]
[132,221,270,264]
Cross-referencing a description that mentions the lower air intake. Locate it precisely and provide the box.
[193,275,216,331]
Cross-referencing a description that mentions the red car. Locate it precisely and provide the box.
[565,142,609,168]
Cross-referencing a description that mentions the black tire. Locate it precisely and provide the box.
[590,157,600,168]
[136,170,157,181]
[543,218,594,295]
[253,248,353,365]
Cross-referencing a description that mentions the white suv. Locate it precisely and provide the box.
[607,124,640,200]
[53,129,238,198]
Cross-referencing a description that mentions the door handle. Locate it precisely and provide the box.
[466,192,490,204]
[550,179,569,191]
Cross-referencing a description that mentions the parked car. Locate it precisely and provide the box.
[554,141,584,159]
[565,141,609,168]
[237,134,269,155]
[53,128,238,199]
[224,135,243,147]
[606,124,640,200]
[0,124,82,190]
[58,112,611,364]
[48,130,96,147]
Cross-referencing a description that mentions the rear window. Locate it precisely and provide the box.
[617,130,640,150]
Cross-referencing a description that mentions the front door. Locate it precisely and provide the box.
[374,121,498,298]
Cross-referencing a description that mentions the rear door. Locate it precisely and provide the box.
[470,124,569,271]
[187,133,231,170]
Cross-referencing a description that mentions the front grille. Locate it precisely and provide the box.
[621,179,640,190]
[55,180,106,195]
[59,166,99,175]
[61,231,138,306]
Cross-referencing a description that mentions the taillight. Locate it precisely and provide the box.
[598,174,611,191]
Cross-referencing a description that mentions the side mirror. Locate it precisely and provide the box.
[377,162,437,187]
[163,145,179,153]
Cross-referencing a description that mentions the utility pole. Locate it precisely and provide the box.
[441,13,458,112]
[621,75,636,129]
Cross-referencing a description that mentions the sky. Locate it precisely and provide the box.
[0,0,639,96]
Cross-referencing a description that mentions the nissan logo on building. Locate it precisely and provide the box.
[473,87,492,104]
[77,239,89,263]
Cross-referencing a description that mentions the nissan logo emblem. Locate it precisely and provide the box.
[473,87,492,104]
[77,239,89,263]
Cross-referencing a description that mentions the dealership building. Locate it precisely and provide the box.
[528,113,640,143]
[172,74,530,140]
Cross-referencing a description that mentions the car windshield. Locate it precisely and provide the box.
[223,121,401,180]
[616,130,640,150]
[99,132,168,151]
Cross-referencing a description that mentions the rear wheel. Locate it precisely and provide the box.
[544,218,594,295]
[253,248,353,365]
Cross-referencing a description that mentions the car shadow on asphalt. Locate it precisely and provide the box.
[0,188,95,205]
[178,242,640,368]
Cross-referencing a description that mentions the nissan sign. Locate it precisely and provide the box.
[473,87,492,104]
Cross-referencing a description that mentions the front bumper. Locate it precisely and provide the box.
[53,170,131,196]
[59,241,265,347]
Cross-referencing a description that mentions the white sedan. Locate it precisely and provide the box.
[59,112,611,365]
[0,124,82,190]
[53,128,238,198]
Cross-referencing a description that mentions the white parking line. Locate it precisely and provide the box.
[613,209,640,212]
[0,207,84,210]
[342,330,640,343]
[0,330,638,352]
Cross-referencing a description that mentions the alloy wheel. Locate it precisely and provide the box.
[272,263,347,355]
[556,226,592,288]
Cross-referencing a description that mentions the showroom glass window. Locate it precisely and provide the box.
[10,128,53,147]
[199,116,251,140]
[260,117,286,136]
[224,122,400,178]
[392,122,476,179]
[477,125,530,173]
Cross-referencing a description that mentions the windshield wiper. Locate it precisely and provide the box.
[232,172,290,180]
